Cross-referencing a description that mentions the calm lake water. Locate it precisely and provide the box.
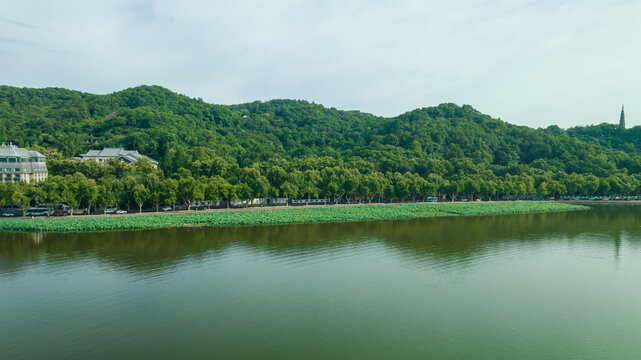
[2,204,641,359]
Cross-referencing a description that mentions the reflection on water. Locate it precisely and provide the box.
[2,204,640,275]
[2,204,641,360]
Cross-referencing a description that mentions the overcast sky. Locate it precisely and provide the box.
[1,0,639,128]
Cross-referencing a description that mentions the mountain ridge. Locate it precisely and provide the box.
[1,85,639,183]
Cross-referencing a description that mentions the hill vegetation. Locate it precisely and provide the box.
[0,85,640,213]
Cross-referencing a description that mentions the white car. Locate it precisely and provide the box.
[116,210,128,214]
[162,206,172,212]
[105,208,116,214]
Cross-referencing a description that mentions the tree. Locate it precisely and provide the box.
[240,167,270,206]
[235,183,253,207]
[178,177,204,210]
[407,173,425,202]
[220,181,237,208]
[360,173,380,204]
[463,177,481,200]
[0,182,9,207]
[97,179,119,214]
[204,176,230,208]
[341,169,359,204]
[280,181,298,205]
[421,174,441,201]
[161,178,179,209]
[479,178,497,201]
[132,157,157,178]
[294,170,320,205]
[145,174,163,212]
[133,183,150,213]
[60,176,79,216]
[597,178,611,196]
[546,180,567,198]
[537,182,550,198]
[38,176,62,216]
[11,182,33,216]
[80,178,98,214]
[444,179,463,201]
[266,165,288,189]
[120,176,138,212]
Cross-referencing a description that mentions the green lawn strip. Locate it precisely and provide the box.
[0,202,588,232]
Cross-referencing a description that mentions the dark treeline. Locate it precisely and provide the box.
[2,154,640,216]
[1,85,641,214]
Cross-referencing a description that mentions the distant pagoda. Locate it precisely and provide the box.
[620,104,625,128]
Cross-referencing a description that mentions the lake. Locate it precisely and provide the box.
[2,204,641,359]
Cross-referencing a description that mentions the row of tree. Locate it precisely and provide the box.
[3,157,641,216]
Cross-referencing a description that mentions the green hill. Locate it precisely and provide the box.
[2,84,641,208]
[1,85,637,177]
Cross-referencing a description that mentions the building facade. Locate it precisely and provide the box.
[78,147,158,168]
[0,144,48,183]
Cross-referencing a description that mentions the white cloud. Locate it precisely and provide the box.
[1,0,639,128]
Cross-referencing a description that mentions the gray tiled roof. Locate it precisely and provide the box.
[119,154,138,163]
[118,152,159,165]
[80,147,124,157]
[80,147,158,164]
[101,148,126,157]
[0,145,45,159]
[83,150,102,156]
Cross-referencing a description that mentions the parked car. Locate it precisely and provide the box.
[162,206,172,212]
[53,211,68,217]
[2,211,16,217]
[25,208,52,216]
[105,208,116,214]
[116,210,128,214]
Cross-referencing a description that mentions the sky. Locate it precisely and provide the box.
[1,0,640,128]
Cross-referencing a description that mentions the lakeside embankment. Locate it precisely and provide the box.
[0,202,588,232]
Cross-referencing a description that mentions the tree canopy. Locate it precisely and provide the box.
[2,85,641,211]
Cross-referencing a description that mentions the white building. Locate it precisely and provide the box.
[0,143,48,183]
[79,147,158,168]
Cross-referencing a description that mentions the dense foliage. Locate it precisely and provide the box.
[1,85,640,212]
[0,202,586,232]
[558,123,641,154]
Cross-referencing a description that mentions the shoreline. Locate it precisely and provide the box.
[0,202,588,233]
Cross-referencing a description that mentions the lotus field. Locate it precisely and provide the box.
[0,202,587,232]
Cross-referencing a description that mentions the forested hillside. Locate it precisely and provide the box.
[1,84,641,213]
[2,85,638,175]
[557,123,641,154]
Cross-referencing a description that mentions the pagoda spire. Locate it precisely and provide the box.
[620,104,625,128]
